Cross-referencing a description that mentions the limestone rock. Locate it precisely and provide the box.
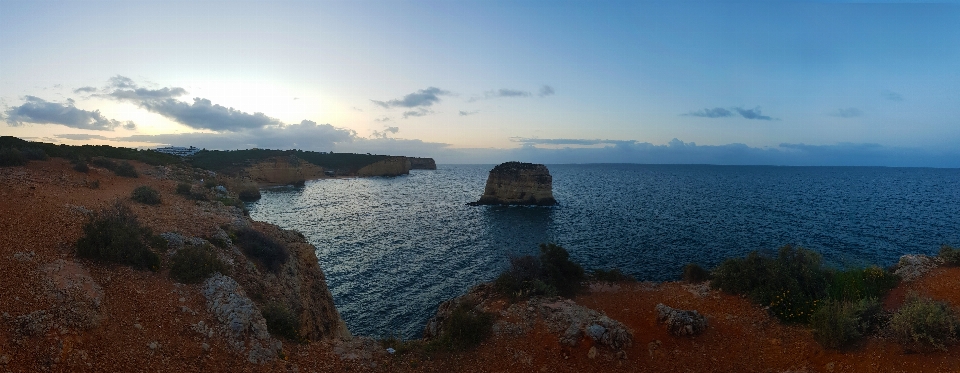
[655,303,707,337]
[201,273,280,363]
[42,259,104,329]
[409,157,437,170]
[537,298,633,350]
[894,254,942,282]
[470,162,557,206]
[242,155,325,186]
[357,156,411,177]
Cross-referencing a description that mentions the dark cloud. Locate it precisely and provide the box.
[371,87,450,108]
[734,107,774,121]
[119,120,356,150]
[108,75,137,89]
[459,110,478,116]
[107,87,188,102]
[539,85,555,97]
[830,107,863,118]
[402,108,431,119]
[138,97,280,132]
[56,134,110,141]
[511,138,636,146]
[882,90,903,101]
[73,86,97,94]
[371,126,399,139]
[684,107,734,118]
[684,106,774,120]
[4,96,136,131]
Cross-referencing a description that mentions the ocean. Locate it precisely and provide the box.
[246,164,960,338]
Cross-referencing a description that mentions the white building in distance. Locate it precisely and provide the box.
[154,146,200,157]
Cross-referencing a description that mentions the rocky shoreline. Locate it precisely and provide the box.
[3,156,960,372]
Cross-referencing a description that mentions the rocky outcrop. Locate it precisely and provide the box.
[655,303,707,337]
[242,155,325,186]
[357,156,410,177]
[231,222,350,342]
[894,254,942,282]
[470,162,557,206]
[202,274,281,363]
[408,157,437,170]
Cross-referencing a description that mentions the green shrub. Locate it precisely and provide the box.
[539,243,585,298]
[261,303,304,342]
[0,148,27,166]
[113,161,138,178]
[888,296,960,352]
[75,202,160,270]
[237,187,261,202]
[711,245,828,323]
[169,244,228,284]
[591,268,635,283]
[430,302,493,351]
[20,147,47,161]
[235,227,289,272]
[204,178,218,188]
[825,266,899,302]
[683,263,710,283]
[90,157,117,170]
[175,183,192,196]
[131,186,161,205]
[810,297,882,349]
[939,245,960,266]
[72,159,90,173]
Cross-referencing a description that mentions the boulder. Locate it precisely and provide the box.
[655,303,707,337]
[202,274,281,363]
[470,162,557,206]
[894,254,942,282]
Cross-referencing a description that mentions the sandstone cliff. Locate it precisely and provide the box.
[241,155,325,186]
[471,161,557,206]
[408,157,437,170]
[357,156,411,177]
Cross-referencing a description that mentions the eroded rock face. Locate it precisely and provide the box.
[202,273,281,363]
[357,156,410,177]
[471,162,557,206]
[655,303,707,337]
[409,157,437,170]
[243,155,326,186]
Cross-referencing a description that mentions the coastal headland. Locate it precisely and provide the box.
[2,138,960,372]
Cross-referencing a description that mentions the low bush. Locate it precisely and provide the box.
[0,148,27,167]
[810,297,882,349]
[131,186,161,205]
[683,263,710,283]
[90,157,117,170]
[235,227,289,272]
[494,244,585,300]
[430,302,493,351]
[888,296,960,352]
[20,147,47,161]
[591,268,635,283]
[113,161,138,178]
[72,159,90,173]
[204,178,218,188]
[939,245,960,266]
[261,303,304,342]
[75,201,160,270]
[711,245,828,323]
[237,187,262,202]
[825,266,899,302]
[169,244,228,284]
[175,183,192,196]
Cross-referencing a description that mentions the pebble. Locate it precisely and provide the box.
[179,297,185,302]
[134,323,142,330]
[587,347,597,359]
[201,343,210,352]
[0,354,9,365]
[148,341,159,350]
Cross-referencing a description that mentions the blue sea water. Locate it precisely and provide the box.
[246,164,960,338]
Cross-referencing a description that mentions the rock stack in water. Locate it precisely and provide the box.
[470,161,557,206]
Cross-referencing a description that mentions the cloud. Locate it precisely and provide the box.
[830,107,863,118]
[108,75,137,89]
[733,107,774,121]
[4,96,136,131]
[492,89,531,98]
[459,110,479,116]
[539,85,555,97]
[371,126,399,139]
[119,120,356,150]
[73,86,97,94]
[107,87,188,102]
[511,138,636,146]
[684,107,734,118]
[882,90,903,101]
[375,116,391,122]
[56,134,111,141]
[138,97,280,131]
[371,87,450,108]
[402,108,431,119]
[684,106,775,120]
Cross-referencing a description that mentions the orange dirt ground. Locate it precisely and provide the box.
[2,158,960,372]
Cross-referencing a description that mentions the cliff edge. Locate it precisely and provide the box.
[470,162,557,206]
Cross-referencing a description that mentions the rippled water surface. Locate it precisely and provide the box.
[247,164,960,338]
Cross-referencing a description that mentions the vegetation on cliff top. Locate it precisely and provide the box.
[494,243,585,300]
[0,136,180,166]
[75,202,162,271]
[490,161,547,173]
[188,148,387,174]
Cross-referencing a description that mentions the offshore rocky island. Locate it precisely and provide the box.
[3,136,960,372]
[470,161,558,206]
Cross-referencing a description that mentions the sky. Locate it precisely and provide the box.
[2,0,959,166]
